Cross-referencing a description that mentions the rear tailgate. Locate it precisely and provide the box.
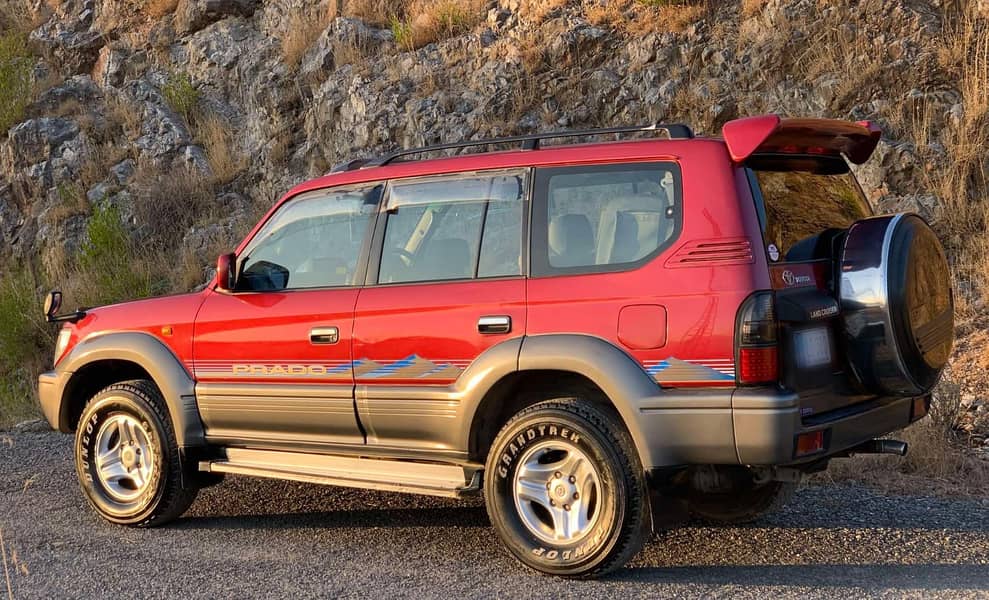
[733,116,883,418]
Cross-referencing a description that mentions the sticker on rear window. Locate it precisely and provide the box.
[767,243,780,262]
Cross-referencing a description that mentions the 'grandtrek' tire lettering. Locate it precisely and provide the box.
[497,424,584,479]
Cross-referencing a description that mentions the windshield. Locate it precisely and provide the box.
[747,168,873,262]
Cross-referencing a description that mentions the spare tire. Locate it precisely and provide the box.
[838,214,954,397]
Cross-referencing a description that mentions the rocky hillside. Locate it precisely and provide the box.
[0,0,986,474]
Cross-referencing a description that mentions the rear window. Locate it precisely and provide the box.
[747,168,873,261]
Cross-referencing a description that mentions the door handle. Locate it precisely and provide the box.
[310,326,339,344]
[478,315,511,334]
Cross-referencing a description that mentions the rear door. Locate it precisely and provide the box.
[744,162,875,414]
[193,184,381,446]
[526,161,742,387]
[353,170,527,455]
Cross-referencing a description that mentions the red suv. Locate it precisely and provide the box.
[38,114,954,577]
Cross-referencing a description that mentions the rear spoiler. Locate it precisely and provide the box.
[721,114,882,165]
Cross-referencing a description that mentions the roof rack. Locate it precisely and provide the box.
[344,123,693,171]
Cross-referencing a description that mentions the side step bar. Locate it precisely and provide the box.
[200,448,482,498]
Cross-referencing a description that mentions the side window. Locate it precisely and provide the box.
[378,172,525,284]
[237,185,381,291]
[531,162,682,276]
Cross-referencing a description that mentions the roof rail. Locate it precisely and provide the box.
[352,123,694,170]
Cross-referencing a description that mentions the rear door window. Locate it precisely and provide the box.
[376,171,526,284]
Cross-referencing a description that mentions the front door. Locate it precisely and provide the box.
[353,170,528,456]
[193,183,382,447]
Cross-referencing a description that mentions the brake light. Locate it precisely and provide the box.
[736,291,779,385]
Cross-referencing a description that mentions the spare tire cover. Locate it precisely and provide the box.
[839,214,954,396]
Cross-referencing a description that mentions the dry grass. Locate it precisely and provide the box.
[740,0,766,18]
[331,29,374,68]
[147,0,179,18]
[924,6,989,315]
[196,115,247,184]
[391,0,487,50]
[585,0,712,35]
[77,141,129,191]
[343,0,392,26]
[281,1,336,69]
[105,93,143,139]
[819,378,989,497]
[129,160,216,251]
[517,0,570,24]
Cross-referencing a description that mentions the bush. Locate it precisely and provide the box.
[162,72,200,124]
[74,203,166,308]
[0,267,52,428]
[0,32,34,133]
[0,267,51,372]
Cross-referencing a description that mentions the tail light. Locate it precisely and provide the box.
[736,291,779,385]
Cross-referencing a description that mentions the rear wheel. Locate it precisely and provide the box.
[483,399,648,578]
[74,380,197,527]
[688,479,796,524]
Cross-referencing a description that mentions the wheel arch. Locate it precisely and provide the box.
[56,332,205,449]
[464,334,658,469]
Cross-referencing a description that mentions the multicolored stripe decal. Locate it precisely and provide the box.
[190,355,734,384]
[641,358,735,383]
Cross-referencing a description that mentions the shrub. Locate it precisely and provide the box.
[74,203,164,307]
[197,115,247,184]
[0,266,52,428]
[0,32,34,133]
[162,72,200,124]
[129,161,215,251]
[0,267,51,372]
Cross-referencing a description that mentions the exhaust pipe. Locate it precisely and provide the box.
[851,439,908,456]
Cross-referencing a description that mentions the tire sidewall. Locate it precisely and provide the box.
[75,392,168,525]
[484,407,629,575]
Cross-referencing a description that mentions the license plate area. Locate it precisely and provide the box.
[793,327,832,368]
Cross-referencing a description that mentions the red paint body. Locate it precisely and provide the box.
[58,115,878,394]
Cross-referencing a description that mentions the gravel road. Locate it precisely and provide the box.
[2,431,988,599]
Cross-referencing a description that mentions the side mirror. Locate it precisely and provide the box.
[44,290,63,321]
[215,253,236,292]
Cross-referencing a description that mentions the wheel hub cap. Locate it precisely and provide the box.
[512,440,601,544]
[94,414,155,503]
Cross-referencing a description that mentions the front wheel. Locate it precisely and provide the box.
[483,399,649,578]
[74,380,197,527]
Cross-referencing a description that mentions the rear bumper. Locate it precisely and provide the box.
[38,370,68,432]
[732,388,921,465]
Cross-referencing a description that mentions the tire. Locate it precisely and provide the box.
[483,399,649,578]
[74,379,197,527]
[688,480,796,525]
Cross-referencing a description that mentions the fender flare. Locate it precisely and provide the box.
[57,331,205,449]
[517,334,661,470]
[455,334,661,470]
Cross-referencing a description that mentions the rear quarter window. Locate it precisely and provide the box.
[531,162,683,276]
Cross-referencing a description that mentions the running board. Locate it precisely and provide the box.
[199,448,482,498]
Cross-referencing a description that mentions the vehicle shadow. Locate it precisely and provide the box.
[175,505,491,530]
[616,563,989,591]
